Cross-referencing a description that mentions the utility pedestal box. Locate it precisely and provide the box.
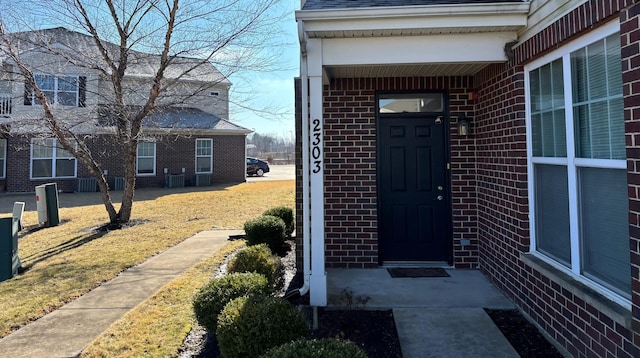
[0,217,20,282]
[35,183,60,227]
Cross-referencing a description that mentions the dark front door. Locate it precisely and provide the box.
[378,116,450,263]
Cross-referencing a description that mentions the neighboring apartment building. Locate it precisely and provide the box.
[295,0,640,356]
[0,27,250,193]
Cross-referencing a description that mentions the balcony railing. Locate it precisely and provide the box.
[0,94,11,116]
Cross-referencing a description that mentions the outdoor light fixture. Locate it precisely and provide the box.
[458,116,471,137]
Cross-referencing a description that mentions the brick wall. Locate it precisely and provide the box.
[317,77,477,268]
[476,1,640,357]
[2,133,246,192]
[622,0,640,349]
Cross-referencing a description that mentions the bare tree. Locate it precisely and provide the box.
[0,0,285,226]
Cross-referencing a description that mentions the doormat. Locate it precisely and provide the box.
[386,267,450,278]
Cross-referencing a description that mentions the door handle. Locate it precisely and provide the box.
[436,195,443,201]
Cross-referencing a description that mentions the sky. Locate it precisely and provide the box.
[1,0,301,142]
[228,1,300,141]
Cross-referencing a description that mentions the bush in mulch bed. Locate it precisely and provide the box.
[192,272,270,333]
[260,338,367,358]
[216,295,308,358]
[227,244,284,292]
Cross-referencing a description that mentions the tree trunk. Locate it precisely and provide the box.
[118,138,138,223]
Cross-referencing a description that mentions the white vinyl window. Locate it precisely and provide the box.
[195,139,213,173]
[30,138,77,179]
[136,142,156,176]
[0,138,6,178]
[31,74,80,106]
[526,22,629,303]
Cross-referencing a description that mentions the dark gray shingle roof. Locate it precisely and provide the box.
[143,107,250,132]
[302,0,524,10]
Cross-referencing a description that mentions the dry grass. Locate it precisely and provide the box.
[0,180,294,338]
[81,240,245,358]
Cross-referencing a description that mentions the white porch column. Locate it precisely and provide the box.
[307,37,327,306]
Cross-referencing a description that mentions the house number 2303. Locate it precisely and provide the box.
[312,118,322,173]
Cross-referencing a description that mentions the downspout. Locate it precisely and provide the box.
[291,19,311,297]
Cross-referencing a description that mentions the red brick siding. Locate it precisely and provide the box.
[321,77,477,268]
[477,1,640,357]
[2,134,245,192]
[623,0,640,347]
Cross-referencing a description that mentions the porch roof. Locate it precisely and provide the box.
[296,0,530,79]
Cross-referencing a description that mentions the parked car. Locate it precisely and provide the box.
[247,157,270,177]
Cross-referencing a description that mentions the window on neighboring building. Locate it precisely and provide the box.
[526,22,629,301]
[136,142,156,176]
[25,74,86,107]
[195,139,213,173]
[31,138,77,179]
[0,138,6,178]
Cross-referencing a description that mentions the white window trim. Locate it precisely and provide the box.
[136,142,156,176]
[32,74,80,107]
[29,138,78,179]
[0,138,6,179]
[195,138,213,174]
[524,20,630,308]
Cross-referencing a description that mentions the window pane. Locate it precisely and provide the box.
[32,159,52,178]
[137,158,154,174]
[580,167,630,297]
[57,76,77,91]
[57,92,77,106]
[529,59,566,157]
[572,36,624,160]
[33,139,53,158]
[0,159,4,178]
[35,74,54,91]
[379,93,443,113]
[197,140,212,156]
[56,158,75,177]
[587,40,607,99]
[138,142,154,156]
[535,164,571,265]
[197,157,211,172]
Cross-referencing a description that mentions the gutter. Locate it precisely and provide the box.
[295,19,311,297]
[295,3,530,21]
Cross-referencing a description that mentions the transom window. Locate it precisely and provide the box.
[526,21,629,302]
[31,138,77,179]
[378,93,444,113]
[195,139,213,173]
[0,138,6,178]
[136,142,156,176]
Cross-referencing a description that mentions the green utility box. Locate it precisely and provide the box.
[0,217,20,282]
[35,183,60,227]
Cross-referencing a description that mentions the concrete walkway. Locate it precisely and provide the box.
[0,229,241,358]
[327,268,519,358]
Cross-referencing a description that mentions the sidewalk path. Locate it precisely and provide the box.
[0,230,241,358]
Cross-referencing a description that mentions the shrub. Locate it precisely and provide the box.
[243,215,286,253]
[260,338,368,358]
[217,295,308,358]
[192,272,269,332]
[228,244,285,292]
[263,206,294,237]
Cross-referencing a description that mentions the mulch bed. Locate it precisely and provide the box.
[178,239,564,357]
[485,308,564,357]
